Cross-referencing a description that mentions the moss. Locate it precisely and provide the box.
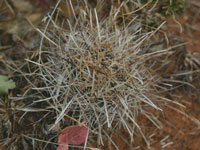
[141,0,187,17]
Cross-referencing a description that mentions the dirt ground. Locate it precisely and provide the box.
[94,1,200,149]
[99,94,200,150]
[94,0,200,150]
[0,0,200,150]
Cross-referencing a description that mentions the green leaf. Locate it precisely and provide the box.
[0,75,16,95]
